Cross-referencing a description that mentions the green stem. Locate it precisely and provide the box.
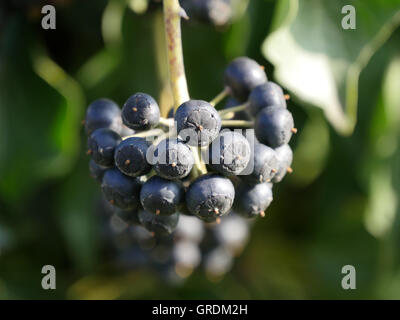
[163,0,190,110]
[158,117,174,127]
[153,9,172,116]
[218,102,249,116]
[190,146,208,175]
[221,120,254,128]
[210,87,230,106]
[163,0,207,177]
[123,128,165,139]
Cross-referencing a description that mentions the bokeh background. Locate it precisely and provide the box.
[1,0,400,299]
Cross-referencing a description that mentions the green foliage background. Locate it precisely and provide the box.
[0,0,399,299]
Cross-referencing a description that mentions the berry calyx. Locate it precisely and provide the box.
[208,130,251,176]
[186,174,235,221]
[101,168,142,210]
[241,142,278,184]
[174,100,222,147]
[114,137,152,177]
[153,138,194,180]
[272,144,293,183]
[140,176,184,216]
[122,93,161,131]
[255,106,295,148]
[234,182,273,218]
[87,128,122,167]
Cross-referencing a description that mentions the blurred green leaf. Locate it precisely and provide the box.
[77,0,126,90]
[291,110,330,187]
[0,17,84,205]
[263,0,400,135]
[364,167,397,238]
[364,55,400,238]
[57,155,100,273]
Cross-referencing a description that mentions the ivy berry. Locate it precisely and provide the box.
[122,93,160,131]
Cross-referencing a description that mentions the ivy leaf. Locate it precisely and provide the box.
[262,0,400,135]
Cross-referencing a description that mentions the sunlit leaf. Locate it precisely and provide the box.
[263,0,400,135]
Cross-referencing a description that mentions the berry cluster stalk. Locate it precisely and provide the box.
[163,0,207,176]
[163,0,190,110]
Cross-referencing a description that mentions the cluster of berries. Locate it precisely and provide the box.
[99,198,251,282]
[84,56,296,238]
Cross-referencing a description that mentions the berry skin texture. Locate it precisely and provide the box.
[138,210,180,236]
[186,174,235,221]
[224,57,267,102]
[84,98,122,136]
[154,138,194,180]
[101,168,142,210]
[241,143,278,184]
[114,208,141,226]
[87,128,122,167]
[114,137,152,177]
[140,176,184,216]
[175,100,222,147]
[122,93,160,131]
[89,159,107,183]
[248,82,287,117]
[208,130,251,176]
[272,144,293,183]
[255,106,294,148]
[234,182,273,218]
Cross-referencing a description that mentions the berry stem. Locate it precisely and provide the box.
[218,102,249,116]
[123,128,165,139]
[190,146,208,176]
[221,120,254,128]
[163,0,207,178]
[210,87,230,106]
[153,10,173,116]
[158,117,174,127]
[151,132,169,146]
[163,0,190,111]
